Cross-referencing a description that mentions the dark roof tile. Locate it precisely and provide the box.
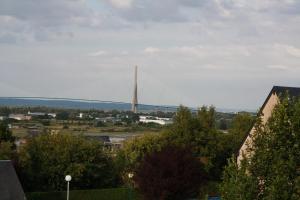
[0,160,25,200]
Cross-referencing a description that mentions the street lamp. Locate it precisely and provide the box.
[128,173,134,179]
[128,173,134,200]
[65,175,72,200]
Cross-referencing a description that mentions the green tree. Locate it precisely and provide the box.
[18,133,117,192]
[0,107,10,116]
[117,105,236,185]
[0,141,15,160]
[0,121,16,160]
[221,96,300,200]
[219,118,228,130]
[56,111,70,120]
[198,106,216,130]
[115,133,166,179]
[0,121,15,143]
[228,113,254,151]
[220,157,258,200]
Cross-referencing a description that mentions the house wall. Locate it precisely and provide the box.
[237,93,279,165]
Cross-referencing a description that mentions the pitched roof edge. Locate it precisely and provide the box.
[235,86,277,157]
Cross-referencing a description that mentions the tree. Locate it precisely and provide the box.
[0,121,15,143]
[198,106,216,130]
[117,105,236,186]
[0,141,15,160]
[0,106,10,116]
[228,113,254,151]
[56,111,70,120]
[134,145,207,200]
[219,118,228,130]
[220,96,300,200]
[220,157,259,200]
[0,121,16,160]
[18,133,118,192]
[115,133,166,179]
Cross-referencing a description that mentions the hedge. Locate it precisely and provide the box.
[26,187,138,200]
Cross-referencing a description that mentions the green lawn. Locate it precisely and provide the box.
[26,188,139,200]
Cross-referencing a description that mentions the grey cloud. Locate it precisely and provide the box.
[114,0,187,22]
[0,33,17,44]
[0,0,90,27]
[0,0,94,41]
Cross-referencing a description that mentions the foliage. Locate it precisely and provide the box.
[227,113,254,151]
[219,118,228,130]
[115,133,166,179]
[220,157,259,200]
[0,141,15,160]
[117,105,240,182]
[0,106,11,116]
[162,105,229,179]
[95,120,105,127]
[26,187,140,200]
[0,121,16,160]
[220,96,300,200]
[40,120,50,126]
[18,133,118,192]
[198,181,220,200]
[134,145,207,200]
[56,111,70,120]
[0,121,15,143]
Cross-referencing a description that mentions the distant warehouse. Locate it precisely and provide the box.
[139,116,173,125]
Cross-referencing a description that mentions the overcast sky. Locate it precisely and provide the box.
[0,0,300,110]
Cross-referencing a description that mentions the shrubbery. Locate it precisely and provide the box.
[134,145,207,200]
[18,133,118,192]
[220,96,300,199]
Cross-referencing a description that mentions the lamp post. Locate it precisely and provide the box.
[128,173,134,200]
[65,175,72,200]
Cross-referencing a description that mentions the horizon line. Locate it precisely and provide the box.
[0,96,180,109]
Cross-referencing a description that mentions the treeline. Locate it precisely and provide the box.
[0,106,175,119]
[0,105,255,199]
[0,105,251,131]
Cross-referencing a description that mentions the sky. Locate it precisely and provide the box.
[0,0,300,110]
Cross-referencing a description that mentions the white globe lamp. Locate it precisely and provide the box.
[65,175,72,200]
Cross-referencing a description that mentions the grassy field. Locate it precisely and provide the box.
[26,188,140,200]
[11,119,162,138]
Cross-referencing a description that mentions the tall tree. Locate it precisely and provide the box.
[198,106,216,130]
[220,96,300,200]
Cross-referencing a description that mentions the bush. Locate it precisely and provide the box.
[26,188,139,200]
[134,145,207,200]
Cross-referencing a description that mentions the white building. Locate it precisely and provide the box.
[139,116,173,125]
[9,114,31,121]
[27,111,56,118]
[0,116,6,121]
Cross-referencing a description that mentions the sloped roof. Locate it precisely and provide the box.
[0,160,25,200]
[259,86,300,110]
[237,86,300,156]
[272,86,300,97]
